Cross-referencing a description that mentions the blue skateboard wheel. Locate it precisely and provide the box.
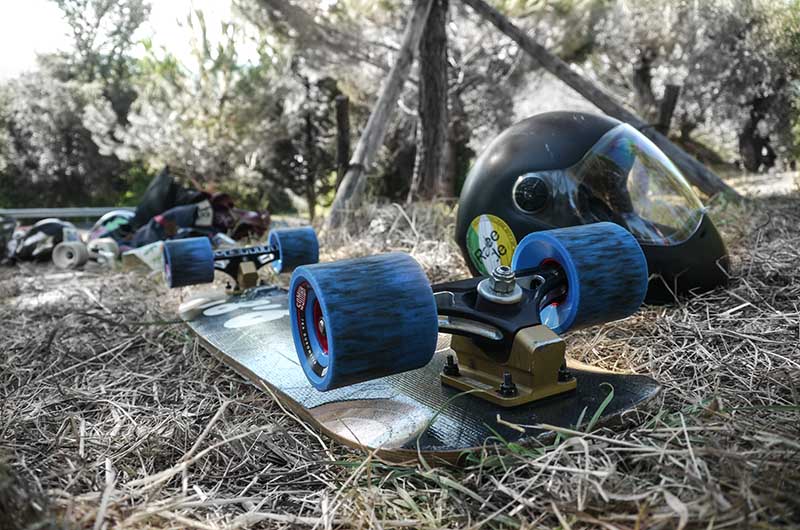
[511,222,647,334]
[268,227,319,273]
[163,237,215,288]
[289,253,439,391]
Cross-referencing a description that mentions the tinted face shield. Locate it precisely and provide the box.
[513,124,705,246]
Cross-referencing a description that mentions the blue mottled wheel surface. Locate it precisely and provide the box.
[289,252,439,391]
[268,227,319,273]
[163,237,215,288]
[511,222,648,334]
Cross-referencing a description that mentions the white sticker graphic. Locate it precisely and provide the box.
[224,309,289,329]
[195,200,213,227]
[203,299,283,316]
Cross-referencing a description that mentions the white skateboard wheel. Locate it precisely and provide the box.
[53,241,89,269]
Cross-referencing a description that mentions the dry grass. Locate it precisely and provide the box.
[1,194,798,529]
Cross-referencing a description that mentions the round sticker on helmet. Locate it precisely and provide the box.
[465,214,517,275]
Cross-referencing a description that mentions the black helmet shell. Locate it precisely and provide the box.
[456,111,729,302]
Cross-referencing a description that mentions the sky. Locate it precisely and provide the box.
[0,0,240,80]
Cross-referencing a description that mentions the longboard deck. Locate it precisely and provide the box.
[180,286,660,462]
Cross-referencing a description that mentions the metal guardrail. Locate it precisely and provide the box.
[0,207,134,220]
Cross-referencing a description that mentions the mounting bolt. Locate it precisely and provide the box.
[558,363,574,382]
[443,354,460,376]
[498,371,518,397]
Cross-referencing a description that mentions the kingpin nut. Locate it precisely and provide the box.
[477,265,523,304]
[490,266,516,295]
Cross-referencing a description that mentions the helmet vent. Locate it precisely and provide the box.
[513,175,549,213]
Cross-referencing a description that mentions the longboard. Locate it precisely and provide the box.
[179,285,660,463]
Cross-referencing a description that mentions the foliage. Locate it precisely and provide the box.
[49,0,151,123]
[0,0,150,207]
[87,13,284,185]
[240,0,527,200]
[0,70,128,207]
[266,73,343,219]
[1,0,799,211]
[774,0,800,157]
[85,11,349,217]
[587,0,799,170]
[50,0,150,80]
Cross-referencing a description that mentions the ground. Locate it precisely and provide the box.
[1,194,798,529]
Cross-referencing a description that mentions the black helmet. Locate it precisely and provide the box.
[455,111,729,303]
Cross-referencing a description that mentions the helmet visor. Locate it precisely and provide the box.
[569,123,704,245]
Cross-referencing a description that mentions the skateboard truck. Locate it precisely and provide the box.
[287,222,648,403]
[163,227,319,291]
[212,245,277,291]
[434,265,577,407]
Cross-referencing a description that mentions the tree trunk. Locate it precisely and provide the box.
[408,0,450,202]
[461,0,739,198]
[632,46,658,123]
[447,87,475,196]
[325,0,435,231]
[739,95,777,172]
[657,84,681,135]
[304,79,317,221]
[335,94,351,190]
